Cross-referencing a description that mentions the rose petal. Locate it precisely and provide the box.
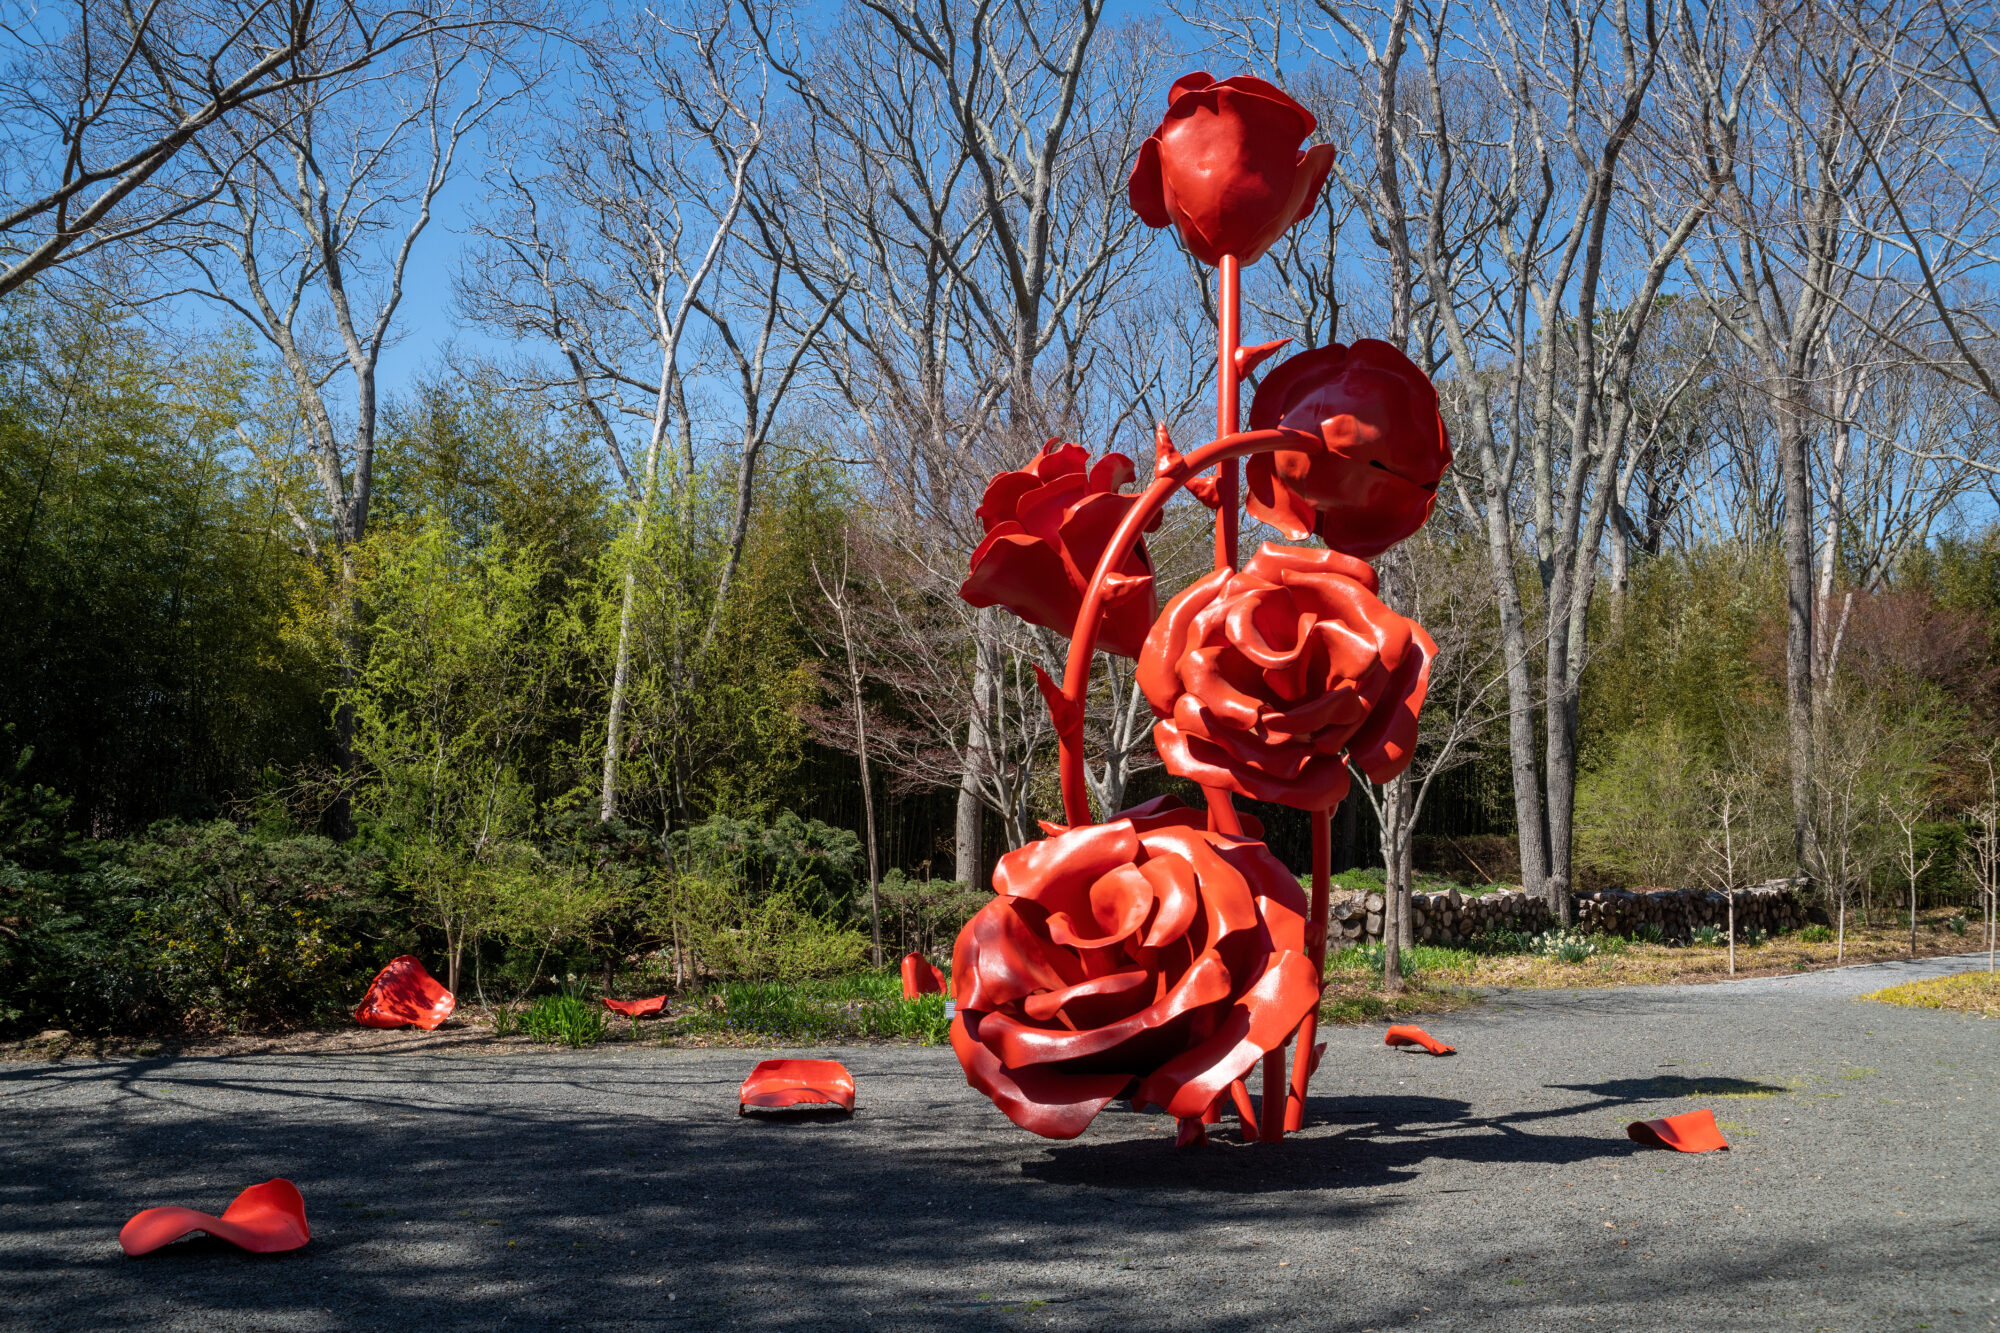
[951,1012,1130,1140]
[980,947,1232,1068]
[1138,567,1230,716]
[1046,864,1154,949]
[1348,622,1435,783]
[1138,852,1201,948]
[960,531,1081,639]
[1132,950,1320,1117]
[1022,968,1152,1022]
[995,821,1143,921]
[956,897,1078,1012]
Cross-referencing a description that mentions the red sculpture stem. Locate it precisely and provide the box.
[1213,253,1242,573]
[1229,1077,1259,1141]
[1054,427,1315,828]
[1286,807,1332,1131]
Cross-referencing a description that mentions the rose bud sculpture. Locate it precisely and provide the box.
[1137,543,1435,811]
[951,798,1320,1139]
[1245,340,1452,558]
[1128,73,1337,269]
[960,440,1160,659]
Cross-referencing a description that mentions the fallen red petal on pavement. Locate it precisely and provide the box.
[1627,1108,1729,1153]
[900,953,946,999]
[353,956,454,1030]
[120,1179,310,1256]
[739,1059,855,1114]
[1384,1024,1454,1055]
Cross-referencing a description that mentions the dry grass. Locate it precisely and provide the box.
[1466,916,1993,989]
[1860,970,2000,1018]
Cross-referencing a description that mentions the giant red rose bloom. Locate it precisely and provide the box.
[1137,543,1435,811]
[950,796,1319,1139]
[1128,73,1336,268]
[960,440,1159,658]
[1245,340,1451,558]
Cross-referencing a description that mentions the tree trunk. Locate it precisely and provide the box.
[957,605,1003,886]
[1778,393,1815,870]
[600,566,639,821]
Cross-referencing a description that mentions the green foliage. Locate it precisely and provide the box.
[516,981,607,1047]
[1474,929,1536,954]
[1582,546,1779,767]
[343,514,571,986]
[0,821,393,1034]
[689,972,950,1044]
[0,297,328,827]
[1691,924,1723,947]
[1798,924,1834,943]
[877,870,986,959]
[1575,723,1709,889]
[673,810,863,921]
[1631,921,1667,945]
[644,873,867,984]
[0,723,74,869]
[1329,942,1477,976]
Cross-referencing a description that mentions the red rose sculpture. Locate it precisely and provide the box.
[960,440,1160,659]
[950,796,1320,1139]
[1245,340,1451,558]
[1128,73,1336,268]
[1137,543,1435,811]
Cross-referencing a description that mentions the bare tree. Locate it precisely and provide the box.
[1345,522,1514,992]
[460,2,836,823]
[755,0,1168,880]
[805,533,883,967]
[1963,745,2000,971]
[1698,771,1759,974]
[1881,787,1937,959]
[0,0,525,297]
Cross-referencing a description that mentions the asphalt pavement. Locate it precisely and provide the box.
[2,953,1995,1331]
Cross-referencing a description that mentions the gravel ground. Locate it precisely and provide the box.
[2,954,1995,1332]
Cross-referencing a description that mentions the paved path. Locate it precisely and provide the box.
[2,956,1995,1331]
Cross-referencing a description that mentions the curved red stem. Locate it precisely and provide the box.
[1054,426,1319,827]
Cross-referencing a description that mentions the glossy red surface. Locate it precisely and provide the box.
[353,956,454,1030]
[900,953,946,999]
[119,1179,310,1257]
[1137,543,1436,811]
[738,1059,856,1113]
[1128,73,1335,268]
[960,440,1160,659]
[602,995,666,1017]
[1384,1024,1456,1056]
[953,71,1450,1149]
[949,810,1319,1139]
[1246,340,1452,559]
[1627,1108,1730,1153]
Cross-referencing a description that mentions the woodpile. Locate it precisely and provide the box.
[1571,880,1809,941]
[1321,877,1811,946]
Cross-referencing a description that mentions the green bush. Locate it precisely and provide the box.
[1474,929,1535,954]
[1945,914,1969,936]
[1631,921,1666,945]
[1798,924,1834,943]
[1,820,394,1035]
[1691,924,1723,947]
[689,972,951,1044]
[1329,942,1477,976]
[517,983,605,1046]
